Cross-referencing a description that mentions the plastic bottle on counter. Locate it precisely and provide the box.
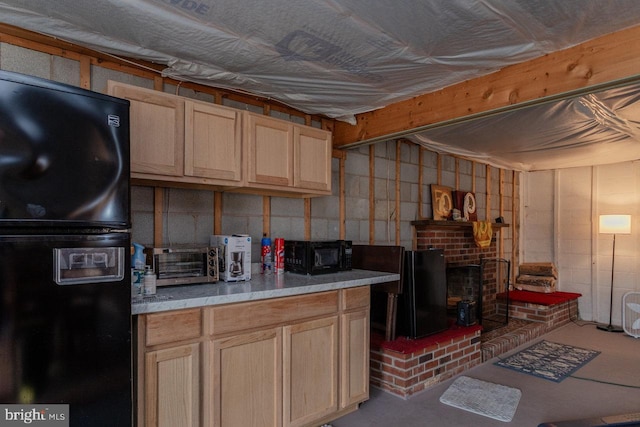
[261,234,272,274]
[274,238,285,274]
[131,269,144,300]
[143,266,157,295]
[132,242,146,270]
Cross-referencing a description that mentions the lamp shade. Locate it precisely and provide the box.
[599,214,632,234]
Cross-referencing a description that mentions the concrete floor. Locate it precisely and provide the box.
[331,321,640,426]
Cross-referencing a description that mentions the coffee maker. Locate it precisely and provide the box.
[230,251,244,277]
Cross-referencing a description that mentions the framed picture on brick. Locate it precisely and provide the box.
[431,184,453,220]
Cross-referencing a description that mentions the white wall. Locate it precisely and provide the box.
[522,162,640,325]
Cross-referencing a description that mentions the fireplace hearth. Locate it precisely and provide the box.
[446,258,511,332]
[411,220,511,334]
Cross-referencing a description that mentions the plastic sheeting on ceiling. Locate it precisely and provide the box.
[2,0,640,122]
[2,0,640,170]
[406,83,640,171]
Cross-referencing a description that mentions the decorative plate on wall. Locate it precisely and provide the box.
[453,190,478,222]
[463,192,477,221]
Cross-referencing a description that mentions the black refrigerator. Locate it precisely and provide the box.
[397,249,448,339]
[0,70,132,426]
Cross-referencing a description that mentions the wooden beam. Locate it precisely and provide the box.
[369,146,375,244]
[339,155,346,239]
[263,196,271,237]
[395,141,401,245]
[333,24,640,147]
[511,171,519,286]
[214,192,222,235]
[418,147,424,219]
[304,198,311,240]
[153,187,164,246]
[485,165,492,222]
[79,55,91,89]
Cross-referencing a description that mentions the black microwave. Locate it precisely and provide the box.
[284,240,352,275]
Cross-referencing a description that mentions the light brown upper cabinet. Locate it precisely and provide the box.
[184,100,242,183]
[245,112,332,196]
[107,82,243,188]
[108,82,331,196]
[108,82,185,177]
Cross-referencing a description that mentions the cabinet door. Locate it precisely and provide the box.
[145,343,200,427]
[185,101,242,183]
[245,112,294,187]
[208,329,283,427]
[283,316,339,427]
[108,82,184,176]
[340,308,370,408]
[294,125,332,192]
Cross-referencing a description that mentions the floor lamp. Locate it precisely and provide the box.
[597,214,631,333]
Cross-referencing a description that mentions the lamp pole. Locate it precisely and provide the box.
[597,232,624,332]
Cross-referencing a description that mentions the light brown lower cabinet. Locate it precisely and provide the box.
[206,328,283,427]
[145,343,201,427]
[137,286,370,427]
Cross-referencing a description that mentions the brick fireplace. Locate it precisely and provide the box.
[369,220,509,398]
[414,220,509,324]
[369,220,581,398]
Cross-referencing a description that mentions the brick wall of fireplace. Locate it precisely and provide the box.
[414,222,508,320]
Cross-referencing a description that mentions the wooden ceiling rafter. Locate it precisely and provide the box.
[332,24,640,148]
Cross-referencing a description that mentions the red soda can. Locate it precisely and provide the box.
[274,238,285,274]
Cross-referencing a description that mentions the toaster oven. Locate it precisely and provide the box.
[145,246,218,286]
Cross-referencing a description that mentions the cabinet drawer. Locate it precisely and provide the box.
[145,308,202,347]
[342,286,370,311]
[206,291,339,336]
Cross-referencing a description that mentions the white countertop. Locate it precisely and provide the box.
[132,269,400,315]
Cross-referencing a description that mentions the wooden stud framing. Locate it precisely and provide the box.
[471,162,476,193]
[369,146,375,244]
[214,192,223,235]
[498,169,505,259]
[304,199,311,240]
[79,55,91,89]
[418,147,424,219]
[395,141,401,245]
[263,196,271,237]
[339,155,346,240]
[153,187,164,246]
[512,171,520,285]
[485,165,492,222]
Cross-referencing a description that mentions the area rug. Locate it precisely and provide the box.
[495,340,600,382]
[439,376,522,422]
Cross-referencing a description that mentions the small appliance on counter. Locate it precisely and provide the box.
[211,235,252,281]
[145,245,219,286]
[284,240,352,275]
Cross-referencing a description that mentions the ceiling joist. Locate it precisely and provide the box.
[332,25,640,149]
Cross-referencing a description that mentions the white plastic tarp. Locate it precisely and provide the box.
[407,83,640,171]
[2,0,640,122]
[2,0,640,170]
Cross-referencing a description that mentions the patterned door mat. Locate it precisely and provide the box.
[440,376,522,422]
[495,340,600,382]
